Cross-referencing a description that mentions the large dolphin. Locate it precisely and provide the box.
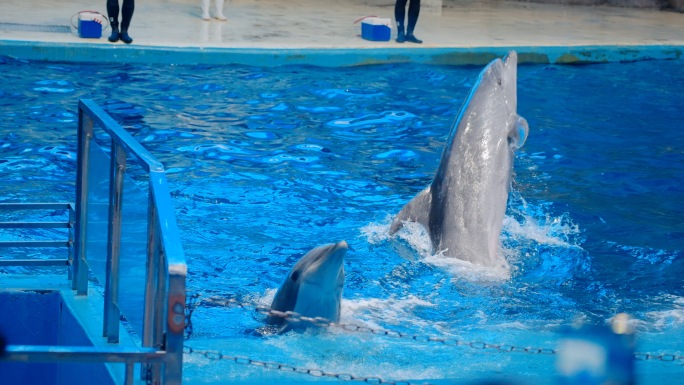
[390,51,528,267]
[267,241,347,330]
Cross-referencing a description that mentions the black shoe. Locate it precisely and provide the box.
[406,34,422,44]
[108,28,120,43]
[120,31,133,44]
[396,29,406,43]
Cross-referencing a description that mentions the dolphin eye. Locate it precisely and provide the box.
[291,271,299,281]
[497,79,502,86]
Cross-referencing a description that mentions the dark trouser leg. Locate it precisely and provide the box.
[395,0,408,42]
[121,0,135,32]
[120,0,135,43]
[107,0,120,29]
[107,0,121,42]
[407,0,420,35]
[406,0,422,43]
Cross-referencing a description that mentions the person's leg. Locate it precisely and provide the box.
[120,0,135,43]
[107,0,120,42]
[215,0,227,20]
[394,0,408,43]
[201,0,211,20]
[406,0,422,43]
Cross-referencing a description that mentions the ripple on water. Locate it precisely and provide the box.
[33,79,75,93]
[245,131,278,140]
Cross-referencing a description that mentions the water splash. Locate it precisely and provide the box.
[361,195,584,283]
[340,295,436,331]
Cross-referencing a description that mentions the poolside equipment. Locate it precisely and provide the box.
[0,99,186,385]
[70,11,108,39]
[357,16,391,42]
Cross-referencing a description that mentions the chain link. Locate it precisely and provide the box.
[184,346,432,385]
[184,293,202,340]
[187,293,683,364]
[634,353,684,363]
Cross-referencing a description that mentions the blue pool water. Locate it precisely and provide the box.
[0,55,683,384]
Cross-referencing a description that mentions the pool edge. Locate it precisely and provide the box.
[1,40,683,66]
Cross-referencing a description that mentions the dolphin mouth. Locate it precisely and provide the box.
[310,240,347,282]
[331,240,348,254]
[322,241,348,271]
[503,51,518,68]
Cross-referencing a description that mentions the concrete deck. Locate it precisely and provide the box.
[1,0,683,65]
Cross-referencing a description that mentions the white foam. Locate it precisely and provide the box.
[255,288,276,306]
[502,193,582,249]
[424,252,511,281]
[502,213,579,248]
[365,202,585,283]
[339,295,437,330]
[643,296,684,330]
[360,215,394,245]
[361,216,511,282]
[604,296,684,333]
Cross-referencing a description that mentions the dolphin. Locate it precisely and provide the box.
[390,51,528,267]
[267,240,347,330]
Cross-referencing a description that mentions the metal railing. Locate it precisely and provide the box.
[0,99,187,385]
[0,202,74,268]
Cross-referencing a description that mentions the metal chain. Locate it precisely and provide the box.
[183,345,684,385]
[184,293,201,340]
[183,345,433,385]
[634,353,684,364]
[187,294,557,355]
[187,293,684,363]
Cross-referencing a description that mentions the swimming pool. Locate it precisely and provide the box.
[0,55,682,384]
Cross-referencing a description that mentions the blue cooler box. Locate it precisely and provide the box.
[78,12,103,39]
[361,17,391,42]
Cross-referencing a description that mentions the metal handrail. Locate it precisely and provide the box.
[0,99,187,385]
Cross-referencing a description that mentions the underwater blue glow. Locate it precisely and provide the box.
[0,56,682,384]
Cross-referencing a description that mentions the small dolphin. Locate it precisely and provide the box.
[267,241,347,331]
[390,51,528,267]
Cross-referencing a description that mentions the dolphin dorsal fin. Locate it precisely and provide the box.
[389,186,432,234]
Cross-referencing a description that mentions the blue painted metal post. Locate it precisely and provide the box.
[142,191,161,383]
[151,172,187,385]
[68,203,75,280]
[104,141,126,343]
[164,270,186,385]
[74,106,92,295]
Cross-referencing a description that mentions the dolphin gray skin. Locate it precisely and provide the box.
[390,51,528,267]
[267,240,347,330]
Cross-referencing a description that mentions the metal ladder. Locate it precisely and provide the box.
[0,99,187,385]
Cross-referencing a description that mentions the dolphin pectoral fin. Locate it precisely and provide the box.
[390,186,432,235]
[509,115,529,150]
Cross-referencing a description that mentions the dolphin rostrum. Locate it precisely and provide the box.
[390,51,528,267]
[267,241,347,330]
